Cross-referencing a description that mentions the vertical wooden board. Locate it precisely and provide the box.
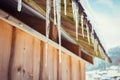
[61,53,71,80]
[33,38,41,80]
[53,48,58,80]
[11,29,34,80]
[71,57,80,80]
[79,61,86,80]
[57,51,61,80]
[0,20,12,80]
[40,41,48,80]
[47,44,58,80]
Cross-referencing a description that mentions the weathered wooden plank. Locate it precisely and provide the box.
[11,29,34,80]
[57,51,62,80]
[0,19,13,80]
[81,51,94,64]
[62,39,81,56]
[39,41,44,80]
[79,60,86,80]
[39,41,48,80]
[8,27,16,80]
[47,44,58,80]
[61,53,71,80]
[71,58,80,80]
[33,38,41,80]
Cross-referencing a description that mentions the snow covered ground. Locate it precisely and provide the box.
[86,66,120,80]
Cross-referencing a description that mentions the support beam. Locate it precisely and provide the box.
[81,51,94,64]
[62,39,81,56]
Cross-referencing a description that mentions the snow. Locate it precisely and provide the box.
[64,0,67,15]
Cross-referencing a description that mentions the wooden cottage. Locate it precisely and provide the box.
[0,0,111,80]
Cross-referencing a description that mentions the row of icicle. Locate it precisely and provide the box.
[45,0,62,66]
[16,0,107,66]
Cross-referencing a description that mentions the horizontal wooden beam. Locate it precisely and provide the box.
[62,39,81,57]
[81,51,94,64]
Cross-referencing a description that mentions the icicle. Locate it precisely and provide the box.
[45,0,51,67]
[98,45,102,54]
[72,1,79,41]
[53,0,57,25]
[17,0,22,12]
[64,0,67,15]
[94,39,98,55]
[81,13,84,38]
[86,23,90,44]
[56,0,62,63]
[75,12,79,41]
[71,1,75,21]
[91,30,94,44]
[98,45,105,57]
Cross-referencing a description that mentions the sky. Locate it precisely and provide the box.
[80,0,120,50]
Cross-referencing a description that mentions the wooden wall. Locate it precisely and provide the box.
[0,19,86,80]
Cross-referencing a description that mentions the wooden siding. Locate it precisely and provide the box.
[0,19,86,80]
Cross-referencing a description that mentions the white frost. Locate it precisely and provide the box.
[91,30,94,44]
[81,13,84,38]
[98,45,105,57]
[17,0,22,12]
[86,23,90,44]
[45,0,51,67]
[94,39,98,55]
[72,1,79,41]
[64,0,67,15]
[53,0,57,25]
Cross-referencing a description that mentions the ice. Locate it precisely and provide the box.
[17,0,22,12]
[64,0,67,15]
[91,31,94,44]
[53,0,57,25]
[94,39,98,55]
[72,1,79,41]
[81,13,84,38]
[86,23,90,44]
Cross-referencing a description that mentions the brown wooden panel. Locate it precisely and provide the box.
[11,29,34,80]
[81,51,93,64]
[79,60,86,80]
[0,19,13,80]
[0,18,87,80]
[47,44,58,80]
[57,53,62,80]
[39,41,48,80]
[33,38,41,80]
[61,53,71,80]
[62,39,81,56]
[71,57,80,80]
